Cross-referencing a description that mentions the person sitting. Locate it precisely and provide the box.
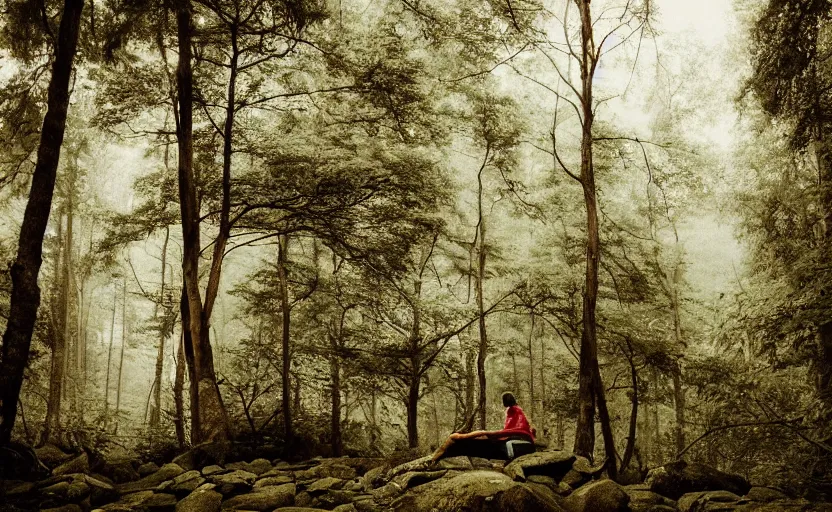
[431,391,536,462]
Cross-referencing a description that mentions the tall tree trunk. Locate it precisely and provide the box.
[573,0,617,479]
[104,283,117,425]
[620,346,639,472]
[115,278,127,432]
[43,213,66,445]
[63,183,76,425]
[175,0,229,444]
[277,235,293,455]
[475,162,488,431]
[150,227,170,428]
[0,0,83,445]
[406,371,420,448]
[329,331,342,457]
[173,329,187,448]
[528,312,536,421]
[464,346,475,428]
[670,263,686,456]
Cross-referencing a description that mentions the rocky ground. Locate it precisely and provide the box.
[1,444,832,511]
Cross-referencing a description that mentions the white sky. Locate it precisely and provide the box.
[656,0,733,46]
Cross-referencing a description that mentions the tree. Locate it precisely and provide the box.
[0,0,84,445]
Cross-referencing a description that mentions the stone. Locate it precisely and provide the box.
[176,487,222,512]
[295,490,313,506]
[248,458,273,475]
[54,453,90,476]
[138,462,161,477]
[36,444,73,467]
[624,485,678,512]
[41,505,83,512]
[102,460,141,483]
[318,489,357,507]
[646,461,751,500]
[220,482,295,510]
[202,465,225,476]
[3,480,36,497]
[362,466,387,492]
[744,487,790,502]
[67,480,91,501]
[503,450,576,482]
[40,480,71,498]
[254,475,293,488]
[678,490,741,512]
[392,470,448,491]
[117,463,186,494]
[436,456,473,470]
[100,489,154,510]
[562,479,630,512]
[171,442,229,471]
[145,492,178,512]
[384,456,434,480]
[390,470,562,512]
[528,474,559,488]
[208,469,257,495]
[307,477,345,493]
[334,504,357,512]
[170,471,205,496]
[85,475,119,505]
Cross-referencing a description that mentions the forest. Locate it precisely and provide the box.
[1,0,832,510]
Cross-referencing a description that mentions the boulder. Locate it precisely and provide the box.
[175,487,222,512]
[254,475,293,488]
[392,470,448,491]
[54,453,90,476]
[170,470,205,496]
[646,461,751,500]
[138,462,161,477]
[744,486,790,502]
[144,492,178,512]
[624,485,677,512]
[117,463,185,494]
[207,469,257,495]
[436,456,473,471]
[390,470,562,512]
[220,482,296,510]
[503,450,576,482]
[248,458,273,476]
[36,444,73,467]
[85,475,119,505]
[101,460,141,483]
[561,479,630,512]
[307,477,345,493]
[171,442,229,471]
[677,490,741,512]
[41,505,83,512]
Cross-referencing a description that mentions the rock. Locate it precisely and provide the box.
[54,453,90,476]
[248,458,273,475]
[170,470,205,496]
[295,490,313,506]
[318,489,357,507]
[202,465,225,476]
[362,466,387,492]
[528,474,558,488]
[117,463,185,494]
[385,456,434,480]
[273,509,329,512]
[171,442,229,471]
[100,489,155,510]
[646,461,751,500]
[678,490,741,512]
[503,450,576,482]
[307,477,345,493]
[41,480,71,499]
[390,470,562,512]
[36,444,73,467]
[436,456,473,470]
[85,475,119,505]
[102,460,141,483]
[175,487,222,512]
[145,492,178,511]
[561,469,587,488]
[1,480,36,497]
[207,469,257,495]
[296,463,357,481]
[138,462,160,477]
[220,482,295,510]
[744,486,790,502]
[496,482,564,512]
[624,485,678,512]
[392,470,448,491]
[41,505,83,512]
[562,479,630,512]
[254,475,293,488]
[572,456,605,477]
[67,480,91,501]
[334,504,357,512]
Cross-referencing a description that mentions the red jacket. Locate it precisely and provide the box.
[502,405,534,442]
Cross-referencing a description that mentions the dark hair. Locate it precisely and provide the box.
[502,392,517,407]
